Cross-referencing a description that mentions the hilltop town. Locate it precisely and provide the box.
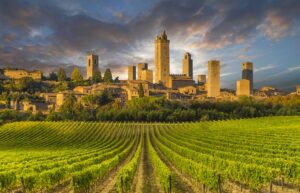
[0,31,299,117]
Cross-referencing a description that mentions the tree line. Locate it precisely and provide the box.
[1,94,300,123]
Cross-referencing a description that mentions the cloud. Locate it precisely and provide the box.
[254,64,277,72]
[259,1,300,40]
[0,0,300,81]
[288,66,300,72]
[221,72,235,77]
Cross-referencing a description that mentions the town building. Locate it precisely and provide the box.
[141,69,153,83]
[56,91,86,107]
[220,90,236,100]
[4,69,42,80]
[178,86,197,95]
[182,52,193,79]
[155,30,170,86]
[137,63,148,80]
[86,54,99,79]
[207,60,220,97]
[167,74,195,90]
[242,62,253,94]
[39,93,57,104]
[126,80,151,100]
[255,86,286,97]
[22,101,52,114]
[236,79,250,96]
[197,74,206,85]
[166,91,192,100]
[128,65,136,80]
[73,86,93,94]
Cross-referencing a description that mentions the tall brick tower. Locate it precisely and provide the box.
[86,54,99,79]
[207,60,220,97]
[137,63,148,80]
[155,30,170,85]
[182,52,193,79]
[128,65,136,80]
[242,62,253,94]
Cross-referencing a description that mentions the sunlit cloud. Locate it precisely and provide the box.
[254,64,277,72]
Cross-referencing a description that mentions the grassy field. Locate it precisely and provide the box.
[0,116,300,193]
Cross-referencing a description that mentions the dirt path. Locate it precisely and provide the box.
[131,140,144,193]
[141,134,162,193]
[90,140,139,193]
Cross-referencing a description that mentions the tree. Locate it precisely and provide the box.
[54,82,69,92]
[114,76,120,83]
[57,68,67,82]
[59,94,79,119]
[48,72,58,81]
[81,94,98,110]
[138,83,144,97]
[71,67,83,83]
[103,68,113,83]
[15,77,41,94]
[92,70,102,83]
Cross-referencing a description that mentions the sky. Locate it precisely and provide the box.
[0,0,300,91]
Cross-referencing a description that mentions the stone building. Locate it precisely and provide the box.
[73,83,128,105]
[141,69,153,83]
[137,63,148,80]
[166,91,192,100]
[242,62,253,94]
[255,86,286,97]
[86,54,99,79]
[40,93,57,104]
[56,91,86,107]
[182,52,193,79]
[126,80,151,100]
[207,60,220,97]
[22,101,52,114]
[297,85,300,95]
[73,86,93,94]
[167,74,195,90]
[197,74,206,85]
[128,65,136,80]
[178,86,197,95]
[155,30,170,85]
[4,69,42,80]
[236,79,250,96]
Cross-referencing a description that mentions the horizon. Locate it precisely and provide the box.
[0,0,300,91]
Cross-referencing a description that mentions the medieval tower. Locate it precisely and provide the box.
[137,63,148,80]
[242,62,253,94]
[155,30,170,85]
[86,54,99,79]
[128,65,136,80]
[207,60,220,97]
[182,52,193,79]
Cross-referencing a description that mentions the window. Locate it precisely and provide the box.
[89,59,91,67]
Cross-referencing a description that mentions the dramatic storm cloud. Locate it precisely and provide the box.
[0,0,300,90]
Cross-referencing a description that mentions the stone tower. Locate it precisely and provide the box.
[137,63,148,80]
[128,65,136,80]
[141,69,153,83]
[155,30,170,85]
[236,79,250,96]
[207,60,220,97]
[182,52,193,79]
[86,54,99,79]
[242,62,253,94]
